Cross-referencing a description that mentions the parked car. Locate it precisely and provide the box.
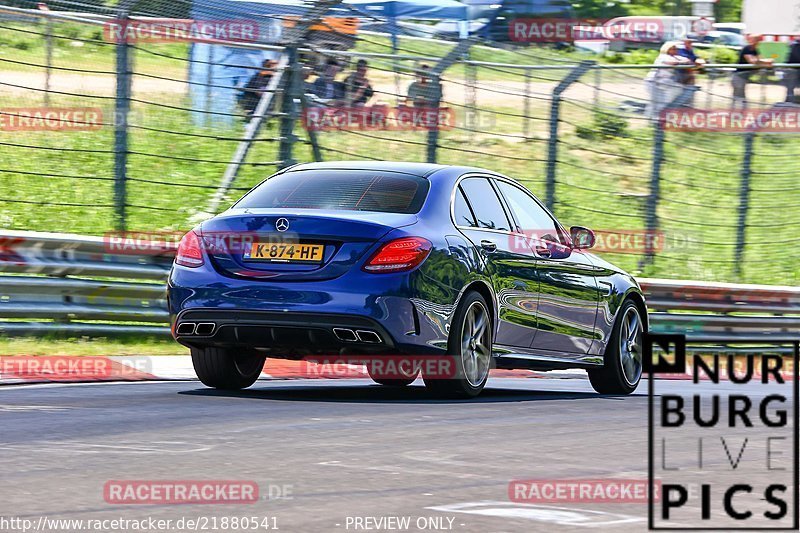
[712,22,746,35]
[169,162,648,398]
[479,0,575,42]
[693,30,746,49]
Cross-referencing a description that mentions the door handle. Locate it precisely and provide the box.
[535,246,551,258]
[480,240,497,252]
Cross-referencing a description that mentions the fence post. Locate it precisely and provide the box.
[734,132,755,280]
[465,61,477,144]
[113,13,133,232]
[425,72,442,163]
[593,65,601,108]
[523,67,531,140]
[545,60,594,212]
[426,39,475,163]
[204,46,214,128]
[300,93,323,162]
[642,85,699,268]
[44,17,53,107]
[278,47,300,169]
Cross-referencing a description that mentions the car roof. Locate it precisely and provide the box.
[286,161,506,180]
[288,161,445,177]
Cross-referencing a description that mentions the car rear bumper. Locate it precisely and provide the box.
[168,263,456,356]
[173,308,413,355]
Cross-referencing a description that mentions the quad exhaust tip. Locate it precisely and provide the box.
[195,323,216,336]
[176,322,216,336]
[176,322,196,335]
[333,328,382,344]
[355,330,382,343]
[332,328,359,342]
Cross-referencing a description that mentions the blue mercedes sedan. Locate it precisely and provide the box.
[168,162,647,397]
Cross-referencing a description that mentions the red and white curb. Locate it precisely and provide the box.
[0,356,590,385]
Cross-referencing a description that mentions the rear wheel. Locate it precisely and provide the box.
[191,347,266,390]
[588,300,644,395]
[424,291,492,398]
[366,358,418,387]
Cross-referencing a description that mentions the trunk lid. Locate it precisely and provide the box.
[200,209,417,281]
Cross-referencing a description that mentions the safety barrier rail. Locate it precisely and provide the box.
[0,231,797,342]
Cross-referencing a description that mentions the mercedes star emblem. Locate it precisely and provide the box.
[275,218,290,232]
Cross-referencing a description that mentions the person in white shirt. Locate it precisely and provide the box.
[645,41,693,119]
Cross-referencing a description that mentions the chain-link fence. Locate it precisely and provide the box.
[1,0,799,286]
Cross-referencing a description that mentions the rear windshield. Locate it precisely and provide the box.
[234,170,429,214]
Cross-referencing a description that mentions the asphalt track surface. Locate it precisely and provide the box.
[0,376,794,533]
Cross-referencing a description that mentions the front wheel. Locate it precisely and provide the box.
[424,291,492,398]
[588,299,645,395]
[191,347,266,390]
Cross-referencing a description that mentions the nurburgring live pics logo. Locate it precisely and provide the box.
[646,334,799,530]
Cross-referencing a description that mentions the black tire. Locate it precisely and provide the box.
[190,347,266,390]
[588,299,645,395]
[366,359,419,387]
[423,291,492,398]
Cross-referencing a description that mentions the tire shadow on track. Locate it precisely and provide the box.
[178,383,633,404]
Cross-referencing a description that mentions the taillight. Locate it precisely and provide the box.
[363,237,432,273]
[175,230,204,268]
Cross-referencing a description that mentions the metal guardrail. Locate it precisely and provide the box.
[0,230,171,337]
[0,230,798,342]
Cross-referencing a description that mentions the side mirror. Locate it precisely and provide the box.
[570,226,596,250]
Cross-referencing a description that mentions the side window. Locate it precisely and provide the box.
[496,181,563,244]
[453,186,477,227]
[459,178,511,232]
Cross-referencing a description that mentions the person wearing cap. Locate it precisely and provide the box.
[645,41,693,119]
[732,34,774,108]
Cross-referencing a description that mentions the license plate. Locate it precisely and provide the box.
[244,242,324,263]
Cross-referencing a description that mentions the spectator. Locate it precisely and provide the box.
[405,64,442,107]
[239,58,277,116]
[732,34,774,108]
[785,37,800,104]
[645,42,692,119]
[343,59,374,106]
[310,59,344,105]
[677,38,706,86]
